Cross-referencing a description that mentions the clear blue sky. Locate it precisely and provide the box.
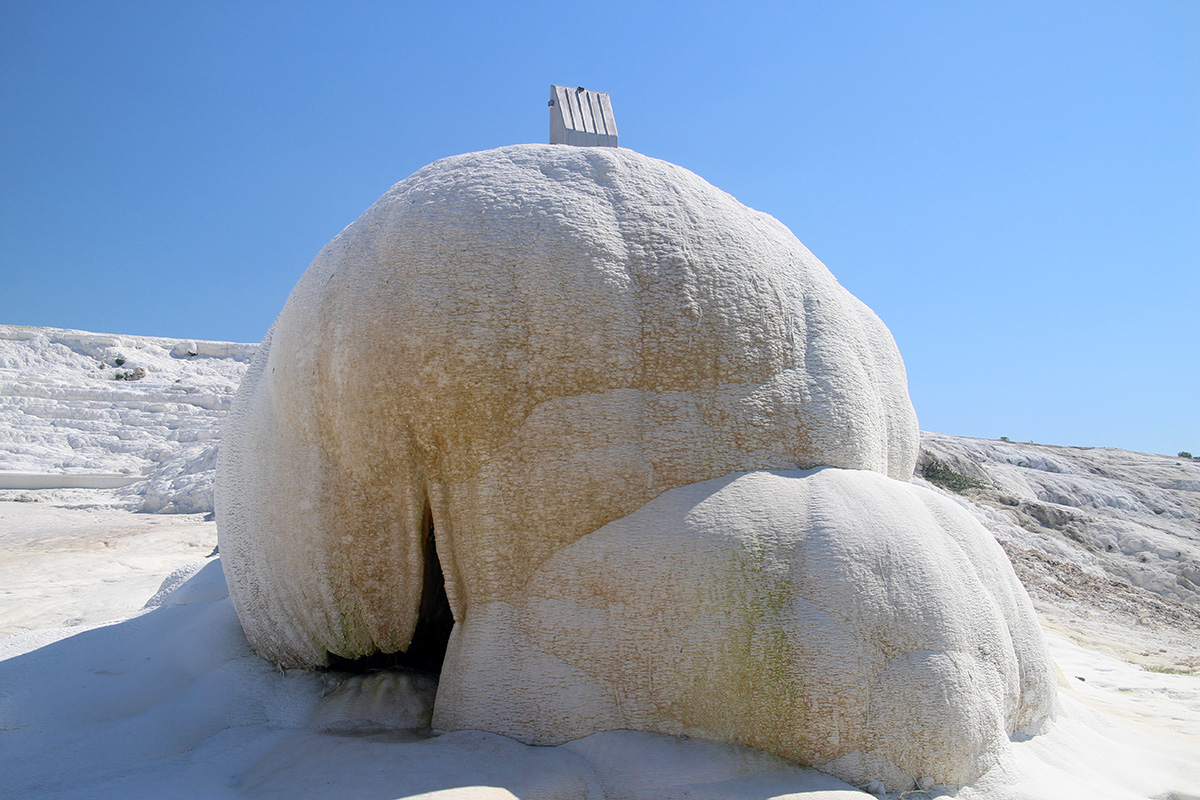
[2,1,1196,456]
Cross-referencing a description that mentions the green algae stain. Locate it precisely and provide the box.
[675,538,807,756]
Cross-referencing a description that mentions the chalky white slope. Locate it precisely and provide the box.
[917,433,1200,673]
[216,145,1050,789]
[0,324,253,513]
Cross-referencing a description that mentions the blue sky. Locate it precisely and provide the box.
[2,1,1196,456]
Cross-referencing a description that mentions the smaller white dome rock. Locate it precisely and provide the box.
[216,144,1055,792]
[435,467,1057,790]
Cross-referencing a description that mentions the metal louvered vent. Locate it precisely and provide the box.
[548,85,618,147]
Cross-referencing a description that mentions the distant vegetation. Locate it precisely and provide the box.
[921,455,988,494]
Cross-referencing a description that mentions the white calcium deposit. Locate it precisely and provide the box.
[436,468,1057,789]
[0,325,253,513]
[215,145,1056,790]
[917,432,1200,672]
[217,144,919,664]
[2,321,1197,798]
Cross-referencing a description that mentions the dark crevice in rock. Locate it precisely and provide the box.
[326,502,454,676]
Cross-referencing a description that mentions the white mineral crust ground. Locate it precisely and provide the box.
[1,326,1197,799]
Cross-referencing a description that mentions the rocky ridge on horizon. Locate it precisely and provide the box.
[917,432,1200,671]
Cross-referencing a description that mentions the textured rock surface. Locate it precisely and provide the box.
[435,468,1056,789]
[0,325,250,513]
[916,432,1200,672]
[215,144,1056,791]
[216,144,918,667]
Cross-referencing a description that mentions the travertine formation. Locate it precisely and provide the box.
[216,144,1054,790]
[436,468,1056,789]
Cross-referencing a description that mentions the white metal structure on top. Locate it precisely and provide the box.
[549,86,618,147]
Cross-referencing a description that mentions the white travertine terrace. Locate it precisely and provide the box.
[216,144,1054,791]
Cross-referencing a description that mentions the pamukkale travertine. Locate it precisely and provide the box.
[216,144,1056,790]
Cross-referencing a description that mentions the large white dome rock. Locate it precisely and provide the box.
[216,144,1054,789]
[217,144,919,666]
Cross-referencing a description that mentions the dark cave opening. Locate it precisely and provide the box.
[326,504,454,676]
